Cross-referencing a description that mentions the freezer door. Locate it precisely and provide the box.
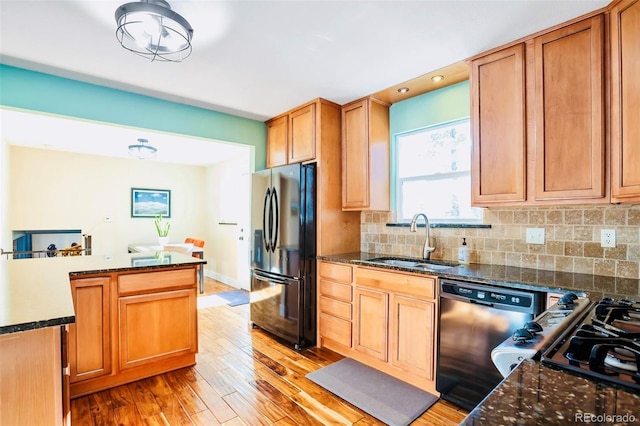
[250,270,301,347]
[251,169,272,271]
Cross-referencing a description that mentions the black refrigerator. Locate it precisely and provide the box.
[249,163,316,350]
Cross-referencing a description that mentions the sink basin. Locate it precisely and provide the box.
[362,257,458,271]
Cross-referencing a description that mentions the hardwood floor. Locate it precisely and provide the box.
[70,278,468,425]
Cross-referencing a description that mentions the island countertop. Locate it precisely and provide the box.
[0,252,206,335]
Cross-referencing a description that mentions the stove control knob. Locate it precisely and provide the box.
[524,321,543,334]
[558,293,578,306]
[512,328,534,343]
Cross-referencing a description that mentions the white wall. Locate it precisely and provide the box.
[9,146,208,257]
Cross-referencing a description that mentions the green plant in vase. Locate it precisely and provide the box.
[154,214,170,247]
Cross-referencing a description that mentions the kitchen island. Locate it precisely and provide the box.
[0,252,205,425]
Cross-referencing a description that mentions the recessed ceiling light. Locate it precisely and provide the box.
[397,87,410,93]
[431,75,445,82]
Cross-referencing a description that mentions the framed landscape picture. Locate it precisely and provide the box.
[131,188,171,218]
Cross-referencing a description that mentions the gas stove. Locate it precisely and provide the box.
[541,297,640,392]
[491,293,592,378]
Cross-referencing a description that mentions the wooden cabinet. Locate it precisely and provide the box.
[390,295,435,380]
[353,287,388,361]
[0,326,67,426]
[119,289,197,370]
[288,103,316,163]
[317,261,438,393]
[611,0,640,202]
[69,276,111,383]
[266,115,288,168]
[534,16,605,201]
[69,266,198,398]
[318,261,353,351]
[341,96,390,211]
[470,14,607,206]
[267,98,361,255]
[471,44,526,204]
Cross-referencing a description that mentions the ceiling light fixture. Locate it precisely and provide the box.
[431,75,445,82]
[397,87,410,93]
[115,0,194,62]
[128,138,158,159]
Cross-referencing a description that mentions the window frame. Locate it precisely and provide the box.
[393,117,482,224]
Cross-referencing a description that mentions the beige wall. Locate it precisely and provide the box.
[362,205,640,280]
[9,146,249,284]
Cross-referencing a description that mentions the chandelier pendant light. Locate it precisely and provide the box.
[115,0,194,62]
[128,138,158,159]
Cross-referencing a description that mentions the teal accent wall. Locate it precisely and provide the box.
[389,80,470,209]
[0,64,267,169]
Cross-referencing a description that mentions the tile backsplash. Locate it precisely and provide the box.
[361,205,640,280]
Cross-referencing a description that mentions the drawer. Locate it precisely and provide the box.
[118,268,196,295]
[319,313,352,347]
[318,261,353,284]
[319,279,352,302]
[355,267,435,299]
[319,296,351,320]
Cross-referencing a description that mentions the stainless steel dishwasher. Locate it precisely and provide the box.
[436,279,544,411]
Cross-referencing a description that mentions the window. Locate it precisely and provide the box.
[395,118,483,223]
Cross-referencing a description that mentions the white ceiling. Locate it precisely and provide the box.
[0,0,609,164]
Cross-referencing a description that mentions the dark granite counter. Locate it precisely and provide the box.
[317,252,640,301]
[461,359,640,425]
[0,252,206,335]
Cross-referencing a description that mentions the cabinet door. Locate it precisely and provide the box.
[471,44,527,204]
[389,295,435,380]
[288,103,316,163]
[119,289,197,370]
[266,115,288,168]
[534,16,605,200]
[611,0,640,202]
[353,287,388,361]
[69,277,111,383]
[342,99,369,209]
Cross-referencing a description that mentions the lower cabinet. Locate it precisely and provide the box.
[353,287,388,361]
[317,260,438,394]
[69,276,111,383]
[119,289,197,370]
[68,266,198,398]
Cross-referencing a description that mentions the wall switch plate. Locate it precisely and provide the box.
[104,216,112,222]
[601,229,616,248]
[526,228,545,244]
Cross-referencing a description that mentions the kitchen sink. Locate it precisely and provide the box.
[362,257,458,272]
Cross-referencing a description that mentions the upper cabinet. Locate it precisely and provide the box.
[471,44,527,204]
[533,16,605,201]
[611,0,640,202]
[266,115,288,168]
[470,13,607,206]
[265,99,322,167]
[341,96,390,211]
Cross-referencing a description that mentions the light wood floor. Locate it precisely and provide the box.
[70,277,468,425]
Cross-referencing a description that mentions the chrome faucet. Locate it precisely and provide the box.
[410,213,436,260]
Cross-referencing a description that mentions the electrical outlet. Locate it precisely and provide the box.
[601,229,616,248]
[526,228,545,244]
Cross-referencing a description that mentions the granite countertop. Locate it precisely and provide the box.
[0,252,206,335]
[318,252,640,301]
[461,359,640,426]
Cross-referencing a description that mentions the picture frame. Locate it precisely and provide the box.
[131,188,171,218]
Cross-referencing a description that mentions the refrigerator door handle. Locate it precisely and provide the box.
[262,187,271,252]
[271,187,279,252]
